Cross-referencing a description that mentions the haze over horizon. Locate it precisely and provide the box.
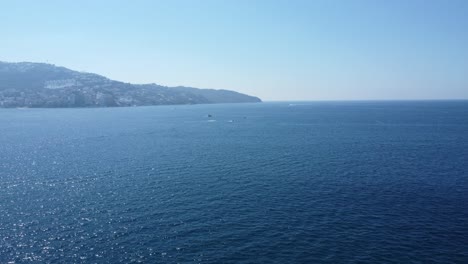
[2,0,468,101]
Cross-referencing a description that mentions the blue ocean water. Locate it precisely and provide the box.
[1,101,467,263]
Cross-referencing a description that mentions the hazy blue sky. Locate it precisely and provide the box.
[2,0,468,100]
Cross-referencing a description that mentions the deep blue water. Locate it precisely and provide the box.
[1,101,468,263]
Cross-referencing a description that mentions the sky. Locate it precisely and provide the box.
[1,0,468,101]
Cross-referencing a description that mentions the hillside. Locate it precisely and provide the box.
[0,62,261,108]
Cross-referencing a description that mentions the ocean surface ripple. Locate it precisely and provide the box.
[1,101,467,263]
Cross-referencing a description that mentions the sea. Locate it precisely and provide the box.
[1,101,467,263]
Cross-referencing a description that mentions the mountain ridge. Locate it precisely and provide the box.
[0,61,261,108]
